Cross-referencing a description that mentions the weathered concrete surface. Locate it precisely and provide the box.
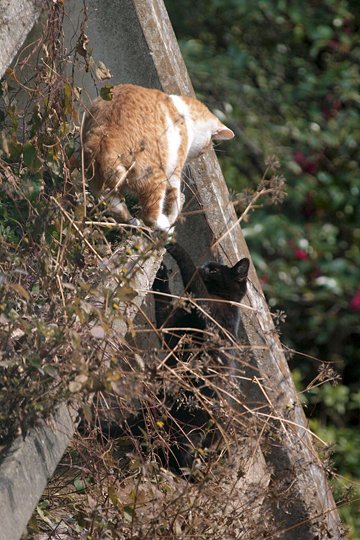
[65,0,163,103]
[0,0,42,79]
[0,404,73,540]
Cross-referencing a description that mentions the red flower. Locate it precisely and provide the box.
[350,288,360,310]
[293,151,319,175]
[294,248,309,261]
[322,95,342,121]
[343,18,353,36]
[327,38,340,50]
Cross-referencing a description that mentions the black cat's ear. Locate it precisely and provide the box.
[232,258,250,281]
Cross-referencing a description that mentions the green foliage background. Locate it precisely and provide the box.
[165,0,360,534]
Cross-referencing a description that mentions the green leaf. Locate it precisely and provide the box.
[100,84,114,101]
[29,357,42,368]
[123,505,135,522]
[74,478,87,492]
[22,142,42,173]
[20,171,44,201]
[108,485,119,507]
[43,364,58,377]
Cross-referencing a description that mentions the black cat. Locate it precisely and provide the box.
[152,242,249,474]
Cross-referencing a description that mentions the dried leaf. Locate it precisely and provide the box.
[82,403,93,424]
[10,328,26,340]
[95,61,112,81]
[106,369,122,382]
[69,381,82,393]
[76,33,89,58]
[5,68,16,80]
[10,283,30,301]
[74,373,88,384]
[116,285,137,301]
[108,485,120,507]
[63,82,73,115]
[62,282,76,291]
[90,325,106,339]
[134,353,145,370]
[87,494,97,510]
[36,506,53,527]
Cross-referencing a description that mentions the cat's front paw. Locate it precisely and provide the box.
[155,214,171,231]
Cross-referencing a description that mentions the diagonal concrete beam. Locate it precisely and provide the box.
[129,0,342,537]
[0,404,73,540]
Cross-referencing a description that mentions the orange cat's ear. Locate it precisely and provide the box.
[212,125,235,140]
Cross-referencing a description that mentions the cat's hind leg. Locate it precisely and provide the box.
[164,174,184,226]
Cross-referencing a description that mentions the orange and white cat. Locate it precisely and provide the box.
[82,84,234,230]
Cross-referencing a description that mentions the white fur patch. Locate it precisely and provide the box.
[170,95,217,160]
[167,174,181,189]
[170,95,193,155]
[165,112,181,179]
[155,213,171,231]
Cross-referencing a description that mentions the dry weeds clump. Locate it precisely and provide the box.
[0,9,152,540]
[0,1,160,448]
[0,2,341,540]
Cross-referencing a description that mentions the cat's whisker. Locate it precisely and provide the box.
[213,146,226,154]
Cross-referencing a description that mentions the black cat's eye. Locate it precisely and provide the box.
[204,266,219,275]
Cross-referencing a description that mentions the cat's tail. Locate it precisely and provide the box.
[165,243,208,298]
[152,263,170,325]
